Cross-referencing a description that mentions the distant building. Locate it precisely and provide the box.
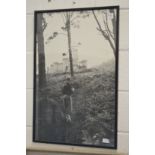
[79,60,87,71]
[53,62,63,73]
[53,62,58,73]
[63,57,70,73]
[49,51,88,74]
[57,63,63,73]
[50,64,54,74]
[62,50,79,73]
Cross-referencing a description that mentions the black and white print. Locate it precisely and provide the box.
[33,6,119,149]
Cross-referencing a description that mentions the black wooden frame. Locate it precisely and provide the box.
[33,5,119,150]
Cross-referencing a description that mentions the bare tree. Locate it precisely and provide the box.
[92,10,116,57]
[58,12,74,77]
[47,10,81,77]
[37,13,47,89]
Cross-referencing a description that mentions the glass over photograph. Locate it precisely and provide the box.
[33,6,119,149]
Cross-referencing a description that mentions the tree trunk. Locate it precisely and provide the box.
[66,14,74,77]
[37,14,46,88]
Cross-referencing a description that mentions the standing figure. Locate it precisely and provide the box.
[62,77,74,122]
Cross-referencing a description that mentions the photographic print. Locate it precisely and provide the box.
[33,6,119,149]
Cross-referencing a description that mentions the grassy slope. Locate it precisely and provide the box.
[36,67,116,147]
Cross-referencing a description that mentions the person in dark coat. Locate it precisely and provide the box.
[62,78,74,122]
[62,78,73,96]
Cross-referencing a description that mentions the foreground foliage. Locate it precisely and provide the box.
[35,67,116,147]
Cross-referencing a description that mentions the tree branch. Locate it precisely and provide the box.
[104,12,115,40]
[103,20,114,40]
[92,10,115,57]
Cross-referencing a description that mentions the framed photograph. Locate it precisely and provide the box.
[33,6,119,149]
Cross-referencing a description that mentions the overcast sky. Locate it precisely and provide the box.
[42,9,116,69]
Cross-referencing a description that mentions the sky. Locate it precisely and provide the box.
[41,9,116,69]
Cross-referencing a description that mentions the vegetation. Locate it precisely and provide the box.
[36,64,116,147]
[35,5,117,147]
